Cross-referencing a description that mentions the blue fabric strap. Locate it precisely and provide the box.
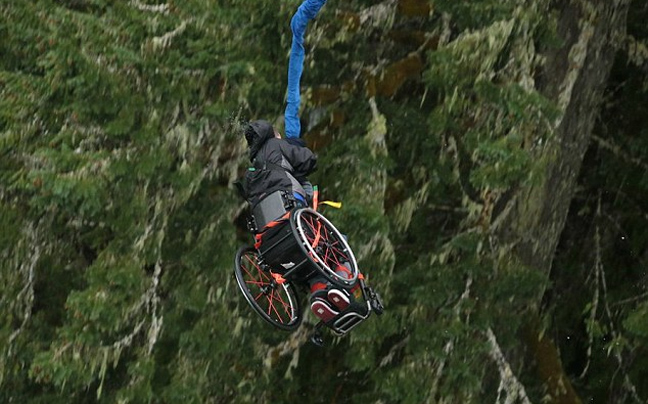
[293,192,307,205]
[285,0,327,139]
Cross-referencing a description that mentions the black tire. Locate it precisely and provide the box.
[234,246,302,331]
[291,208,359,288]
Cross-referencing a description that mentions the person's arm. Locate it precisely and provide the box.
[285,0,328,139]
[280,140,317,177]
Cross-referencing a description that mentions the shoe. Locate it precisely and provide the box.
[327,289,350,311]
[311,299,339,322]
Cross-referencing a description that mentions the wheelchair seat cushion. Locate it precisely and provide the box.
[251,190,296,230]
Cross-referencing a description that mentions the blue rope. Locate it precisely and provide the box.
[285,0,327,139]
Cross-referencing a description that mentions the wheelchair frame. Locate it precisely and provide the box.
[233,191,383,343]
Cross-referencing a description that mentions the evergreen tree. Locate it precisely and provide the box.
[1,0,647,403]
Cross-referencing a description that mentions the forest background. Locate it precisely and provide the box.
[1,0,647,403]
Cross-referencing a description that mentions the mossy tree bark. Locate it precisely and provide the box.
[490,0,631,402]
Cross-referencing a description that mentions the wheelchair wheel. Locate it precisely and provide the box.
[291,208,359,288]
[234,246,302,331]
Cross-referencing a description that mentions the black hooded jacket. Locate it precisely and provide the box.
[243,120,317,207]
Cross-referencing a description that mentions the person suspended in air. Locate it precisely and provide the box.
[243,119,316,209]
[241,0,368,325]
[240,119,365,324]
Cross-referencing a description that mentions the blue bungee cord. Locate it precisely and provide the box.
[285,0,327,139]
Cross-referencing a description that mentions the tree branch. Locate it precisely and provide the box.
[591,134,648,171]
[129,0,169,14]
[486,328,532,404]
[7,223,42,355]
[264,323,311,369]
[149,20,191,52]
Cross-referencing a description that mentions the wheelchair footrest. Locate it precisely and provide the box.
[325,301,371,336]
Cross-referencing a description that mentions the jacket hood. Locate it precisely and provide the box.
[245,120,275,160]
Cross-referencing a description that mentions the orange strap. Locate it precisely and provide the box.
[254,211,291,249]
[271,272,286,285]
[264,211,291,229]
[310,282,327,293]
[312,189,319,211]
[311,222,321,249]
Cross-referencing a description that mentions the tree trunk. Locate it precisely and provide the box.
[492,0,630,402]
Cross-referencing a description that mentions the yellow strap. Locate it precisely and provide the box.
[320,201,342,209]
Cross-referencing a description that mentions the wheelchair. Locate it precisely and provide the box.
[233,188,384,345]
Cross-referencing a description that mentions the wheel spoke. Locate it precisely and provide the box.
[242,264,260,282]
[245,280,267,286]
[242,266,272,290]
[304,215,318,238]
[272,288,293,316]
[320,226,337,267]
[318,224,349,269]
[237,248,300,330]
[296,209,357,285]
[332,247,349,265]
[266,291,287,324]
[244,254,270,282]
[323,243,331,263]
[271,299,286,323]
[266,291,274,315]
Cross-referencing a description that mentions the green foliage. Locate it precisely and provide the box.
[1,0,646,403]
[624,303,648,338]
[434,0,517,31]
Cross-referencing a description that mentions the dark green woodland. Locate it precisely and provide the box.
[1,0,647,402]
